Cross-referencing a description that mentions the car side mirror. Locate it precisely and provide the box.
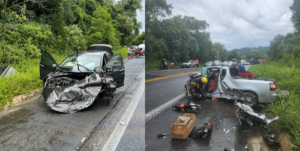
[106,67,113,72]
[53,64,57,68]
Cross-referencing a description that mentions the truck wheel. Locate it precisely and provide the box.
[242,91,257,107]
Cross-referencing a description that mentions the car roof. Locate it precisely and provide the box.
[69,51,107,56]
[89,44,112,48]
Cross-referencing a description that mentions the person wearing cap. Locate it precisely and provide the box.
[237,61,245,72]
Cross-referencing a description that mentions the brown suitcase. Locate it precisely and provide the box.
[171,113,196,139]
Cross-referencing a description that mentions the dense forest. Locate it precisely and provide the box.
[0,0,144,64]
[145,0,216,63]
[267,0,300,64]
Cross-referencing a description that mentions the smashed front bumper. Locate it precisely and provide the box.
[43,73,116,113]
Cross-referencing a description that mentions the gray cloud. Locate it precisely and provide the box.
[166,0,294,50]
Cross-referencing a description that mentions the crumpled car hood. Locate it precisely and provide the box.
[43,72,116,113]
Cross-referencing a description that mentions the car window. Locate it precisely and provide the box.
[106,55,122,69]
[59,54,100,71]
[42,52,57,66]
[220,69,226,81]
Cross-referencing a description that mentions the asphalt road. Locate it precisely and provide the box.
[145,65,280,151]
[0,57,145,151]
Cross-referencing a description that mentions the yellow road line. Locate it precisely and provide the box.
[145,71,199,82]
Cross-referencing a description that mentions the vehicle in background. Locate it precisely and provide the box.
[181,60,196,68]
[212,60,221,66]
[228,61,234,66]
[138,44,145,54]
[257,59,262,64]
[250,59,255,65]
[203,66,289,107]
[221,61,229,66]
[241,60,246,65]
[205,61,213,67]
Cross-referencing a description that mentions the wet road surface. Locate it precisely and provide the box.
[0,57,145,151]
[145,65,279,151]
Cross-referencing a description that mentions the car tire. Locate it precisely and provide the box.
[136,54,140,58]
[189,65,192,68]
[242,91,258,107]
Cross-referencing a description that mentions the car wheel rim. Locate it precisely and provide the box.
[243,93,256,106]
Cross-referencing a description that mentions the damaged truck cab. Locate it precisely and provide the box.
[201,66,288,106]
[39,46,125,113]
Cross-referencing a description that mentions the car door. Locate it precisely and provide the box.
[40,51,58,80]
[104,54,125,87]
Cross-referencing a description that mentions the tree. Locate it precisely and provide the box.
[290,0,300,29]
[213,42,227,61]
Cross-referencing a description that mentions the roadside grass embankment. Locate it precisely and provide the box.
[0,48,127,110]
[145,59,204,71]
[248,62,300,149]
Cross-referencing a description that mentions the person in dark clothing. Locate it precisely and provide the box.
[161,59,166,69]
[237,61,245,72]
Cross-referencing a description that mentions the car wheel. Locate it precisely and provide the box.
[136,54,140,58]
[242,91,258,107]
[189,65,192,68]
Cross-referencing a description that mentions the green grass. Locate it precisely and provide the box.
[113,47,128,59]
[0,48,127,110]
[248,62,300,148]
[146,59,204,71]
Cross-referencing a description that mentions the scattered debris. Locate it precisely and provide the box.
[157,133,171,138]
[264,134,281,146]
[119,122,126,125]
[225,129,230,134]
[236,102,290,127]
[245,145,248,149]
[172,101,200,113]
[211,97,219,102]
[192,123,212,139]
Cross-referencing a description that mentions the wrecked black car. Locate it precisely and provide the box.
[39,47,124,113]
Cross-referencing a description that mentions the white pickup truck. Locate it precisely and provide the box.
[202,66,288,106]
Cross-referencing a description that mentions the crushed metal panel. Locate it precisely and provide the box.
[45,73,116,113]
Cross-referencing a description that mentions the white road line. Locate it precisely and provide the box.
[145,93,185,122]
[101,79,145,151]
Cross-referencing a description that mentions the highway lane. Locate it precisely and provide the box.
[145,65,280,151]
[146,67,202,113]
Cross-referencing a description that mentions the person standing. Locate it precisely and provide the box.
[128,46,131,59]
[237,61,245,72]
[195,58,199,71]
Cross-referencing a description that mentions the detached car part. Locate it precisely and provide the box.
[236,102,290,127]
[172,101,200,113]
[190,123,212,139]
[264,134,281,146]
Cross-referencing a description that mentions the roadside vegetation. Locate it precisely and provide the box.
[248,60,300,148]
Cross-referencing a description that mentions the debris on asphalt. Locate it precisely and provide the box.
[120,122,126,125]
[211,97,219,102]
[245,145,248,149]
[225,129,230,134]
[193,123,212,139]
[264,134,281,146]
[172,101,200,113]
[171,113,196,139]
[157,133,171,138]
[236,102,291,127]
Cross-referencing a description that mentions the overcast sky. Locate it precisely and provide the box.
[166,0,294,50]
[137,0,145,34]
